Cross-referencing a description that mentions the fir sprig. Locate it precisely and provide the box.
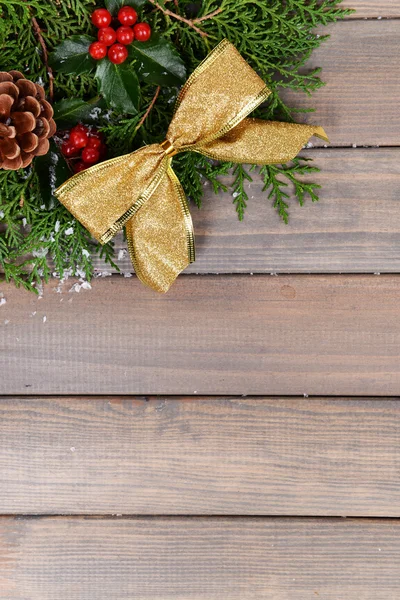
[0,0,352,289]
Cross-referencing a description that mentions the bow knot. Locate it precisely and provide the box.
[56,39,328,293]
[160,139,178,157]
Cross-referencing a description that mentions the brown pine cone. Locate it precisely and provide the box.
[0,71,56,170]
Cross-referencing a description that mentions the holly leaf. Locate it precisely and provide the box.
[95,60,140,115]
[53,97,107,128]
[130,35,187,87]
[105,0,147,13]
[49,35,96,75]
[35,140,71,209]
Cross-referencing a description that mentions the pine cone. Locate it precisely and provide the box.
[0,71,56,170]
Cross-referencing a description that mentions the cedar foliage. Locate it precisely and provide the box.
[0,0,352,290]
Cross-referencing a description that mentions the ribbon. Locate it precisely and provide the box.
[55,39,328,293]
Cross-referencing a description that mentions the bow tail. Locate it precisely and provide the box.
[197,118,329,164]
[125,163,195,293]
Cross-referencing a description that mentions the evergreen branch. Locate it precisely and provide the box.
[194,8,224,24]
[260,157,321,223]
[232,164,252,221]
[147,0,220,37]
[30,13,55,101]
[135,86,161,133]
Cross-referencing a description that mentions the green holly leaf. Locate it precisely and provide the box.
[105,0,147,13]
[35,140,71,209]
[49,35,96,75]
[130,35,187,87]
[95,60,140,115]
[53,97,107,128]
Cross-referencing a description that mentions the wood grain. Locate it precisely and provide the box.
[2,275,400,395]
[92,149,400,275]
[1,397,400,516]
[1,517,400,599]
[343,0,400,17]
[283,20,400,146]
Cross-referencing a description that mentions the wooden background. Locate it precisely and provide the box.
[1,1,400,597]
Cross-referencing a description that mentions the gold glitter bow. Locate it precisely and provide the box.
[55,39,328,293]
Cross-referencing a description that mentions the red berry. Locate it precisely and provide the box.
[82,146,100,165]
[108,43,128,65]
[89,129,104,141]
[133,22,151,42]
[73,123,89,134]
[61,141,79,158]
[87,136,102,150]
[74,161,87,174]
[98,26,117,46]
[89,41,107,60]
[117,6,138,26]
[69,128,89,149]
[116,26,134,45]
[91,8,112,28]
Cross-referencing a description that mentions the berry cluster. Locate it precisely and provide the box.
[61,124,107,173]
[89,7,151,65]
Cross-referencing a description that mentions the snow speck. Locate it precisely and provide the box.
[54,220,61,233]
[69,281,92,293]
[70,447,76,453]
[4,319,9,325]
[94,270,112,278]
[82,249,90,258]
[65,227,74,236]
[32,247,49,258]
[89,107,102,119]
[118,249,127,261]
[0,211,4,219]
[123,272,133,278]
[43,316,47,323]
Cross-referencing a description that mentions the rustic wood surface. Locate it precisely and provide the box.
[283,20,400,146]
[93,149,400,275]
[1,517,400,600]
[2,275,400,396]
[343,0,400,16]
[1,396,400,516]
[2,3,400,598]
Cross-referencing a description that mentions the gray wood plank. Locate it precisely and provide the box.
[1,517,400,599]
[92,149,400,275]
[283,20,400,146]
[2,275,400,395]
[343,0,400,17]
[1,397,400,516]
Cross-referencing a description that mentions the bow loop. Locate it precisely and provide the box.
[55,39,328,293]
[166,38,270,150]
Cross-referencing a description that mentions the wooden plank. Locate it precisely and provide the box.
[92,149,400,275]
[343,0,400,17]
[283,20,400,146]
[2,275,400,396]
[2,517,400,599]
[1,397,400,516]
